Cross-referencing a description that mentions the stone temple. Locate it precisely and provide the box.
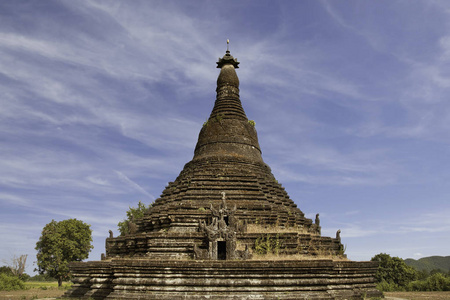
[65,48,382,299]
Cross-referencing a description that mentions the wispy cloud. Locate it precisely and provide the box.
[114,170,155,200]
[1,0,450,273]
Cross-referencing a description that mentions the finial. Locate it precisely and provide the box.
[217,40,239,69]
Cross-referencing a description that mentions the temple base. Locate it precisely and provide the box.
[64,259,382,299]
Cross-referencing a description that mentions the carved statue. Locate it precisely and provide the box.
[336,229,341,240]
[109,230,113,238]
[193,244,208,260]
[128,218,137,235]
[235,245,252,260]
[204,218,219,241]
[218,214,227,233]
[315,213,320,226]
[210,203,219,218]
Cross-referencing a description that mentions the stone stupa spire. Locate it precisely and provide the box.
[193,42,263,162]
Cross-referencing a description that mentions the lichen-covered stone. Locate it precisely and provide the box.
[65,48,382,299]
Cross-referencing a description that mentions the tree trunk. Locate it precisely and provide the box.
[58,276,63,287]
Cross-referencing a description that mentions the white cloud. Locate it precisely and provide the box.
[114,170,155,200]
[0,193,32,207]
[1,0,450,271]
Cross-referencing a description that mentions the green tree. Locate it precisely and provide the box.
[117,201,152,236]
[35,219,93,287]
[371,253,417,291]
[0,266,13,276]
[408,272,450,291]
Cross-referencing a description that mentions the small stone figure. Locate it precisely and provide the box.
[193,244,208,260]
[109,230,113,238]
[336,229,341,241]
[128,218,137,235]
[315,213,320,226]
[218,214,227,232]
[210,203,219,218]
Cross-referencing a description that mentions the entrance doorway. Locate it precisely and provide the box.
[217,241,226,260]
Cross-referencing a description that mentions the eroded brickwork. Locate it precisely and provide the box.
[66,49,382,299]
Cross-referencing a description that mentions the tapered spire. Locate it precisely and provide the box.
[211,45,244,120]
[193,47,263,162]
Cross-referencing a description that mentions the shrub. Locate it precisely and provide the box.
[376,280,403,292]
[0,273,25,291]
[254,234,281,256]
[407,272,450,291]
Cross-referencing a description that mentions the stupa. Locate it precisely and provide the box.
[65,45,382,299]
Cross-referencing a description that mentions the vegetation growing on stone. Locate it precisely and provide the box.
[254,234,282,256]
[117,200,153,236]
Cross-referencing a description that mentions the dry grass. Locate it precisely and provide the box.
[251,253,348,261]
[246,224,317,235]
[0,281,70,300]
[384,291,450,300]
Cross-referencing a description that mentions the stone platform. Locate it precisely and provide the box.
[65,259,381,299]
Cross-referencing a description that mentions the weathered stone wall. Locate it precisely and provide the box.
[65,259,382,299]
[139,157,309,234]
[64,261,113,299]
[105,231,343,259]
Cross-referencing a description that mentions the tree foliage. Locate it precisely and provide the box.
[371,253,450,292]
[0,266,13,276]
[408,272,450,291]
[371,253,417,291]
[117,201,152,236]
[404,255,450,272]
[35,219,93,286]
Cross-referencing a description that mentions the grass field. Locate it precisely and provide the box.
[0,281,71,300]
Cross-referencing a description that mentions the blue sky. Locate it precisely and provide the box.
[1,0,449,275]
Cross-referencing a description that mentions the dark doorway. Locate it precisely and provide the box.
[217,241,226,260]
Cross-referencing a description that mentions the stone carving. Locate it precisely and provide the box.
[315,213,320,226]
[127,217,137,235]
[109,230,113,238]
[336,229,341,241]
[193,244,209,260]
[195,192,250,260]
[235,244,252,260]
